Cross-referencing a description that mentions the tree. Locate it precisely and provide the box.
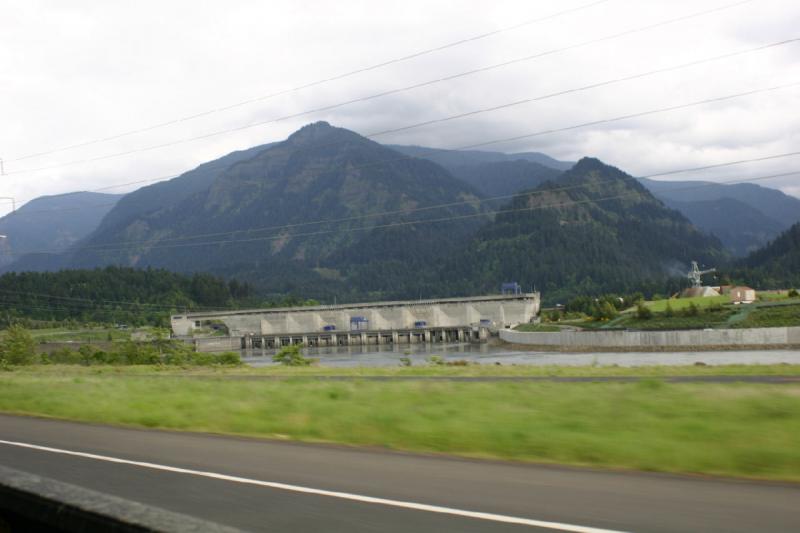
[0,325,37,365]
[635,302,653,320]
[592,301,618,321]
[684,303,700,317]
[273,344,312,366]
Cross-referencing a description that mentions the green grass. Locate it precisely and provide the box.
[17,327,136,343]
[514,324,561,332]
[1,368,799,481]
[731,303,800,329]
[9,363,800,378]
[645,295,730,312]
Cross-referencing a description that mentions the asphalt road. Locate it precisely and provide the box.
[0,414,798,532]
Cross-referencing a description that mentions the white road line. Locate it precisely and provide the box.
[0,439,628,533]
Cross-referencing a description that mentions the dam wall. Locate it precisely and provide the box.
[500,326,800,350]
[174,293,540,350]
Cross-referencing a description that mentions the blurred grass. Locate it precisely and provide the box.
[1,368,799,481]
[7,363,800,377]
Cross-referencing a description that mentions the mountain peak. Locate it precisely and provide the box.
[285,121,356,146]
[570,157,616,174]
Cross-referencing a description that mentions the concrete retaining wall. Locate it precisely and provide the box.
[194,337,241,352]
[500,327,800,350]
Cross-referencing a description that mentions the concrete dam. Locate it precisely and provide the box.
[172,293,541,352]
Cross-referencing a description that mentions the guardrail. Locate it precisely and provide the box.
[0,465,242,532]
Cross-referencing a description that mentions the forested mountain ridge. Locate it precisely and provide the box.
[0,192,123,269]
[69,122,487,299]
[440,159,562,198]
[735,223,800,288]
[661,197,785,257]
[437,158,728,303]
[389,145,574,171]
[396,145,800,258]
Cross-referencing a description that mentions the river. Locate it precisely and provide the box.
[241,342,800,368]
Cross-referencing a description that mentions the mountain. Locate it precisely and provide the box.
[99,142,277,232]
[661,197,785,257]
[400,148,799,258]
[389,145,574,171]
[69,122,486,300]
[0,192,123,269]
[438,159,562,198]
[641,178,800,229]
[737,223,800,288]
[438,158,728,303]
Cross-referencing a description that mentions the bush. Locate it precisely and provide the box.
[214,352,242,366]
[683,303,700,317]
[0,325,38,365]
[789,289,799,298]
[428,355,444,366]
[635,302,653,320]
[664,302,675,318]
[592,301,618,321]
[272,344,312,366]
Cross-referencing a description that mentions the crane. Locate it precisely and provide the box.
[687,261,715,288]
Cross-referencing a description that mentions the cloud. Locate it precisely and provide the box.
[1,0,799,217]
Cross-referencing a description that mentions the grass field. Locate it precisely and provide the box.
[731,303,800,329]
[1,366,798,481]
[644,295,730,312]
[8,363,800,378]
[27,327,134,343]
[514,323,562,332]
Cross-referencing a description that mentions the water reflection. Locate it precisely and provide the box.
[241,342,800,368]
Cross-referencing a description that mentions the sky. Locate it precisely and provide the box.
[1,0,799,216]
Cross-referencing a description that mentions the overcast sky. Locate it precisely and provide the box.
[1,0,799,215]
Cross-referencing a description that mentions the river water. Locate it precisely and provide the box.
[241,342,800,368]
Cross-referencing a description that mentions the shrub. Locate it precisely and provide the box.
[428,355,444,366]
[273,344,312,366]
[0,325,38,365]
[789,289,799,298]
[399,356,412,367]
[635,302,653,320]
[684,303,700,317]
[592,301,618,321]
[664,302,675,318]
[213,352,242,366]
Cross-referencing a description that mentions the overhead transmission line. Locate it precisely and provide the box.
[4,78,798,220]
[5,0,762,177]
[9,163,798,257]
[46,150,800,250]
[7,0,613,163]
[0,167,795,316]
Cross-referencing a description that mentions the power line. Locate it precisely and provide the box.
[5,0,765,177]
[3,79,797,223]
[8,169,797,257]
[8,0,613,163]
[109,169,800,251]
[37,149,800,250]
[0,169,793,313]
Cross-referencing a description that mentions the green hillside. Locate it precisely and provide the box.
[440,158,729,303]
